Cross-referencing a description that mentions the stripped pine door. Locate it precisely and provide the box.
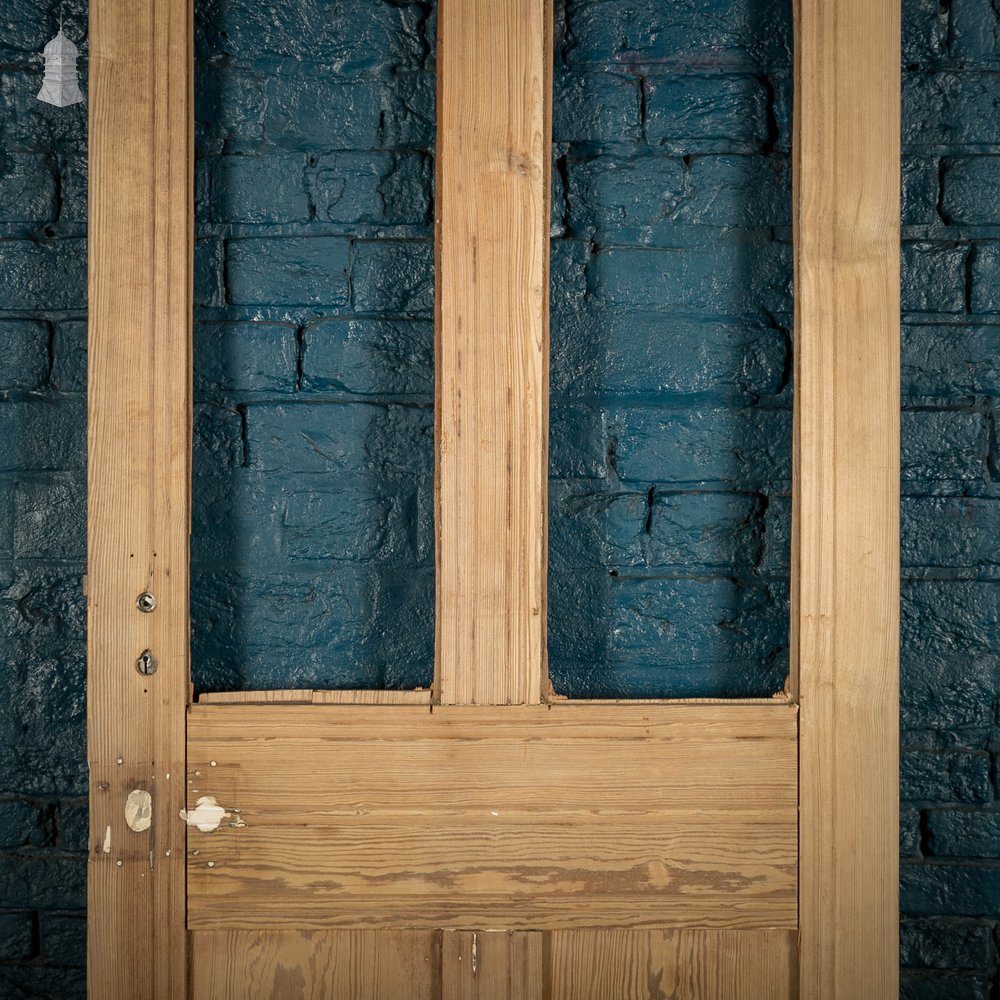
[86,0,899,998]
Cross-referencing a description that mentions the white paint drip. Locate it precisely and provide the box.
[471,932,478,975]
[102,825,111,854]
[179,795,229,833]
[125,789,152,833]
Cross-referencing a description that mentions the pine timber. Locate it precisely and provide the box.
[86,0,192,995]
[793,0,901,996]
[435,0,552,705]
[185,704,797,931]
[188,928,796,1000]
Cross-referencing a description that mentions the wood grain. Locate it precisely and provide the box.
[549,929,796,1000]
[793,0,900,996]
[87,0,192,995]
[188,929,794,999]
[435,0,553,705]
[442,932,543,1000]
[186,704,797,930]
[190,930,441,999]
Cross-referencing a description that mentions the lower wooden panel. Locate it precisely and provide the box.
[189,929,797,999]
[189,930,441,999]
[186,704,797,930]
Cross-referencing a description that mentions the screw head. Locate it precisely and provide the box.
[136,592,156,613]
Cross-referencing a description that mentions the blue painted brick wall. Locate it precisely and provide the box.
[1,0,1000,995]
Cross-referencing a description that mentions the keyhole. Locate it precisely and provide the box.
[136,650,157,676]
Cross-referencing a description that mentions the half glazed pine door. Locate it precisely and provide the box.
[85,0,900,997]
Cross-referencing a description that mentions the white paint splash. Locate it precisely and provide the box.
[102,825,111,854]
[179,795,228,833]
[125,789,152,833]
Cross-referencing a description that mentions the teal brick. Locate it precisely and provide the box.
[901,919,993,970]
[226,237,350,307]
[0,239,85,311]
[901,409,986,492]
[13,479,85,562]
[552,71,641,144]
[0,152,56,224]
[194,322,297,395]
[0,912,32,961]
[969,243,1000,313]
[39,914,86,968]
[261,76,383,149]
[902,243,968,314]
[0,320,48,391]
[644,75,769,153]
[927,809,1000,857]
[901,751,993,804]
[903,323,1000,397]
[301,319,433,396]
[941,157,1000,225]
[902,862,1000,916]
[0,401,86,473]
[352,240,433,316]
[197,155,310,224]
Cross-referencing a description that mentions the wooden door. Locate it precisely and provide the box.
[85,0,900,998]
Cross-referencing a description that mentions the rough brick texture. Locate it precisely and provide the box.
[1,0,999,995]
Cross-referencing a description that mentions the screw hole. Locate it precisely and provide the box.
[136,592,156,613]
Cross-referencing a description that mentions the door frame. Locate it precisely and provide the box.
[85,0,900,996]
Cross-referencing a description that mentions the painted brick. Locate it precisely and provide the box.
[904,323,1000,397]
[551,312,789,400]
[548,484,764,574]
[301,319,433,397]
[0,1,83,61]
[195,67,265,153]
[306,152,431,227]
[900,581,1000,741]
[902,806,923,858]
[902,242,968,314]
[194,404,244,473]
[552,71,641,145]
[56,803,87,853]
[926,809,1000,857]
[903,0,951,66]
[901,918,993,970]
[245,402,432,478]
[0,320,48,392]
[195,0,425,73]
[191,473,283,570]
[566,154,789,241]
[192,566,432,691]
[903,157,941,226]
[951,0,1000,66]
[195,238,224,308]
[901,862,1000,916]
[900,409,986,493]
[901,751,993,804]
[0,967,85,999]
[49,320,86,394]
[900,972,993,1000]
[226,237,350,307]
[352,240,433,316]
[194,322,297,395]
[39,914,86,968]
[941,157,1000,225]
[261,76,383,149]
[0,72,88,148]
[563,0,790,71]
[590,243,792,316]
[59,152,86,224]
[549,403,610,479]
[379,71,435,150]
[0,912,32,961]
[610,405,791,486]
[644,75,769,153]
[0,801,43,849]
[13,479,85,562]
[0,401,86,474]
[902,497,1000,571]
[0,239,85,311]
[548,576,788,698]
[197,155,310,225]
[0,152,56,224]
[904,72,1000,151]
[969,243,1000,313]
[0,858,86,911]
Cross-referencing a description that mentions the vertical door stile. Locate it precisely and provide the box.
[87,0,193,996]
